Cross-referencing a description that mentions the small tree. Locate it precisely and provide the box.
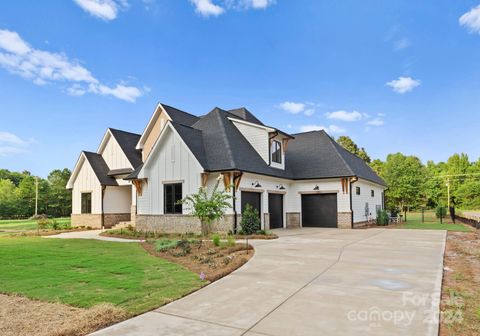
[240,204,261,235]
[180,175,232,236]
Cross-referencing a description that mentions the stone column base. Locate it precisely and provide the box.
[337,212,352,229]
[286,212,301,229]
[71,214,102,228]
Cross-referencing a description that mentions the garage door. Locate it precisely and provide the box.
[241,191,261,219]
[268,193,283,229]
[301,193,338,228]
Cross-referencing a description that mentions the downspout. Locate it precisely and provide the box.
[232,172,243,234]
[101,185,106,230]
[349,177,357,229]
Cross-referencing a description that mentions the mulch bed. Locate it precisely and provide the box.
[142,241,254,282]
[440,230,480,336]
[101,230,278,240]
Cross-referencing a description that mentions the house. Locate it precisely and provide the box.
[67,103,386,231]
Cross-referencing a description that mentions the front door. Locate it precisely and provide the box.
[268,193,283,229]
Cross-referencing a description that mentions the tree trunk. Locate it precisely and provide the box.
[201,219,211,237]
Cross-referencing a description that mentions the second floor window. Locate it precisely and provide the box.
[271,140,282,164]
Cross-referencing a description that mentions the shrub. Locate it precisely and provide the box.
[177,239,192,255]
[37,218,49,230]
[226,235,235,247]
[436,205,447,219]
[240,204,261,235]
[51,219,60,230]
[212,234,221,247]
[256,229,267,235]
[154,239,178,252]
[376,210,389,226]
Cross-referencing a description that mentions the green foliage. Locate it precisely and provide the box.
[226,235,235,247]
[180,176,232,236]
[337,136,371,163]
[240,204,261,235]
[176,239,192,255]
[436,205,447,219]
[37,217,49,230]
[154,239,178,252]
[212,234,221,247]
[376,210,389,226]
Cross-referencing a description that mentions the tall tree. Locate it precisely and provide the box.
[47,169,72,217]
[337,136,371,163]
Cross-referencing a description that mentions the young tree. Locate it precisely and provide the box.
[180,175,232,236]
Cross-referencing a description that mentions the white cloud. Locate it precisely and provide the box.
[325,110,366,122]
[366,118,384,126]
[394,37,410,51]
[0,29,143,102]
[190,0,225,17]
[299,124,346,134]
[460,5,480,34]
[241,0,275,9]
[303,108,315,116]
[279,101,306,114]
[73,0,128,21]
[386,76,421,94]
[0,131,32,156]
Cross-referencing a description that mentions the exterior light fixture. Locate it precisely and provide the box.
[278,185,285,190]
[313,185,319,191]
[252,181,262,188]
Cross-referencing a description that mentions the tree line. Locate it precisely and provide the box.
[337,136,480,212]
[0,169,72,219]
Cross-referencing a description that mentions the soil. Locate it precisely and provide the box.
[142,240,254,282]
[101,230,278,240]
[0,294,128,336]
[440,230,480,335]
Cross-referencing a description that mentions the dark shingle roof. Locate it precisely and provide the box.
[124,163,143,180]
[162,104,200,127]
[108,168,133,176]
[228,107,265,126]
[83,151,118,186]
[109,128,142,168]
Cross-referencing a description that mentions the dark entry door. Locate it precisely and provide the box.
[241,191,261,219]
[268,193,283,229]
[301,193,338,228]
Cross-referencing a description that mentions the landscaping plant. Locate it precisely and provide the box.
[180,175,232,236]
[240,204,261,235]
[212,234,221,247]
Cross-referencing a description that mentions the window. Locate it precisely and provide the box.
[271,140,282,164]
[371,189,375,197]
[164,183,183,214]
[356,186,361,195]
[81,192,92,214]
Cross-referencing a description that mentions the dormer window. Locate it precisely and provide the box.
[271,140,282,164]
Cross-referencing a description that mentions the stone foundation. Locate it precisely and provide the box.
[353,220,370,229]
[130,205,137,225]
[135,214,236,234]
[286,212,300,229]
[71,214,102,228]
[263,213,270,230]
[104,213,131,229]
[337,212,353,229]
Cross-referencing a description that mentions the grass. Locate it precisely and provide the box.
[0,217,71,231]
[394,212,472,232]
[0,236,204,314]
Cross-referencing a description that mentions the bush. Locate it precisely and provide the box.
[51,219,60,230]
[177,239,192,255]
[212,234,221,247]
[37,218,49,230]
[436,205,447,219]
[154,239,178,252]
[240,204,261,235]
[376,210,389,226]
[226,235,235,247]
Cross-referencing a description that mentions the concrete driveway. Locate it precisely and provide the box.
[92,228,446,336]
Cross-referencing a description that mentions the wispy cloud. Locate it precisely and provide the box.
[0,131,33,156]
[325,110,367,122]
[73,0,128,21]
[386,76,421,94]
[366,117,384,126]
[299,124,346,134]
[459,5,480,34]
[278,101,317,116]
[190,0,275,17]
[394,37,410,51]
[0,29,143,102]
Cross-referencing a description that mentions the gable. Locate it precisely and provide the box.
[98,131,133,170]
[230,119,270,163]
[142,109,169,162]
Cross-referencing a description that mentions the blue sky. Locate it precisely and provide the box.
[1,0,480,177]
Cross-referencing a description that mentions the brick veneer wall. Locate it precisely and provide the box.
[135,214,236,234]
[286,212,300,229]
[104,213,130,228]
[71,214,102,228]
[337,212,353,229]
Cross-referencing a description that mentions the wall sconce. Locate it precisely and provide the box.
[313,185,319,191]
[277,184,285,190]
[252,181,262,188]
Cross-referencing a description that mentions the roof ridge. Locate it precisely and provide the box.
[108,128,141,136]
[161,103,199,119]
[213,109,236,168]
[323,133,355,176]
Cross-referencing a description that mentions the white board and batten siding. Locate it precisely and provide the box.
[137,127,203,215]
[231,120,269,163]
[351,178,385,223]
[71,159,102,215]
[100,133,132,170]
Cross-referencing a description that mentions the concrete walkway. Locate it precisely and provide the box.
[92,228,446,336]
[43,230,144,243]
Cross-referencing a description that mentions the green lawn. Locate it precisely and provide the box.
[0,236,204,314]
[0,217,71,231]
[396,212,472,232]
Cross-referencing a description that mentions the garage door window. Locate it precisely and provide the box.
[164,183,183,214]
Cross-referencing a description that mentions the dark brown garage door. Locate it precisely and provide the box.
[241,191,261,219]
[301,193,338,228]
[268,193,283,229]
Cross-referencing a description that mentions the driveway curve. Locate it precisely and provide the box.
[92,228,446,336]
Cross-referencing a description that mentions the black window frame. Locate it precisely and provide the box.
[81,192,92,214]
[164,183,183,214]
[271,140,282,164]
[356,186,361,195]
[371,189,375,197]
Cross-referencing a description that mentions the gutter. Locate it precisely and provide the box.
[101,185,106,230]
